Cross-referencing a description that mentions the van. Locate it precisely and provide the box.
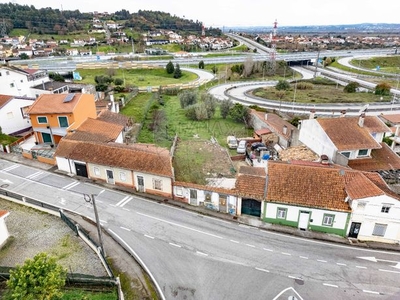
[227,136,238,149]
[237,140,247,154]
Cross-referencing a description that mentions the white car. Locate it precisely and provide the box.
[237,140,247,154]
[227,136,238,149]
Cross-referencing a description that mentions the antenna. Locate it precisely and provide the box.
[358,104,369,114]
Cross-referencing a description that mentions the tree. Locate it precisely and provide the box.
[114,78,124,86]
[6,252,67,300]
[19,53,29,60]
[229,103,251,126]
[220,99,233,119]
[375,82,391,96]
[344,81,360,93]
[166,61,174,74]
[198,60,205,69]
[275,80,290,91]
[173,63,182,79]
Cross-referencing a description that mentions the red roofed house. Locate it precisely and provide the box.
[27,93,97,146]
[54,140,174,197]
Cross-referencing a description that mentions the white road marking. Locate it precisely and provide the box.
[116,196,131,207]
[120,227,131,231]
[246,244,256,248]
[118,196,133,207]
[363,290,380,295]
[272,287,304,300]
[169,243,182,248]
[62,181,80,190]
[379,269,400,274]
[26,171,43,179]
[3,165,19,171]
[300,256,308,259]
[282,252,291,256]
[263,248,273,252]
[98,189,105,195]
[100,219,107,223]
[255,267,269,273]
[144,235,154,239]
[230,240,239,243]
[288,275,302,280]
[336,263,347,266]
[196,251,208,256]
[356,266,367,269]
[136,212,224,239]
[323,283,338,288]
[317,259,327,263]
[123,208,130,211]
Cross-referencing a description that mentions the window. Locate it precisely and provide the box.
[277,207,287,219]
[58,116,69,128]
[341,151,351,158]
[372,223,387,237]
[205,192,212,201]
[20,106,29,119]
[37,116,48,124]
[175,187,183,196]
[358,149,368,157]
[322,214,335,226]
[119,172,126,182]
[10,83,14,88]
[357,201,366,210]
[93,167,100,176]
[153,179,162,190]
[381,205,392,213]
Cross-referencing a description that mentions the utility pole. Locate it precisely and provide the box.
[84,194,105,257]
[314,49,320,78]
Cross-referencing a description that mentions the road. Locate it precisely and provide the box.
[1,159,400,299]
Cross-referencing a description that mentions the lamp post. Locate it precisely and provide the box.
[84,193,105,256]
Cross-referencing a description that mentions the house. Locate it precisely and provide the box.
[26,93,97,146]
[0,66,49,97]
[379,113,400,153]
[54,140,174,198]
[250,110,300,149]
[173,181,238,214]
[0,94,35,135]
[346,171,400,244]
[263,161,352,237]
[0,210,10,247]
[299,114,400,172]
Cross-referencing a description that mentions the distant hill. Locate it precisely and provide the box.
[225,23,400,34]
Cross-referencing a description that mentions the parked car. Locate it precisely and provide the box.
[251,142,266,151]
[237,140,247,154]
[227,136,238,149]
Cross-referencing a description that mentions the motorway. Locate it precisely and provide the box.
[1,158,400,299]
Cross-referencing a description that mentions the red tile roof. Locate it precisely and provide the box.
[252,110,296,139]
[97,109,131,127]
[380,114,400,124]
[317,116,383,151]
[0,210,9,218]
[348,143,400,171]
[0,95,13,109]
[27,93,91,114]
[55,140,174,178]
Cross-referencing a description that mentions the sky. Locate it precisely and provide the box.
[6,0,400,27]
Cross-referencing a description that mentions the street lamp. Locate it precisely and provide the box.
[83,193,105,256]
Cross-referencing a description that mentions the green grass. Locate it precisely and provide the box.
[253,80,392,104]
[61,290,117,300]
[0,134,18,146]
[121,93,153,122]
[76,68,198,87]
[350,56,400,74]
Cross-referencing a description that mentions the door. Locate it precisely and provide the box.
[298,211,310,230]
[348,222,361,238]
[241,199,261,217]
[42,132,52,143]
[137,176,144,192]
[189,189,197,205]
[219,195,227,213]
[74,163,88,178]
[106,170,114,184]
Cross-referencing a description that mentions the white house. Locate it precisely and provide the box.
[54,140,174,198]
[0,94,35,135]
[347,171,400,244]
[0,66,49,97]
[0,210,10,247]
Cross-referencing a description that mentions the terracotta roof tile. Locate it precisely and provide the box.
[97,109,131,127]
[27,93,93,114]
[64,118,123,143]
[348,143,400,171]
[317,116,383,151]
[343,171,384,199]
[380,114,400,124]
[0,95,13,109]
[266,161,351,211]
[55,140,173,178]
[252,110,296,139]
[235,173,267,200]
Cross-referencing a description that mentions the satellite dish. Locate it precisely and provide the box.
[358,104,369,114]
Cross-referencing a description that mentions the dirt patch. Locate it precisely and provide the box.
[173,138,236,184]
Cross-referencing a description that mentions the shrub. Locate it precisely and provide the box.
[296,82,313,90]
[375,82,391,96]
[275,80,290,91]
[344,82,360,93]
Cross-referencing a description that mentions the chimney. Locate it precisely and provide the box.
[264,113,268,121]
[358,113,365,127]
[340,110,346,118]
[283,125,287,135]
[309,109,316,119]
[110,94,114,103]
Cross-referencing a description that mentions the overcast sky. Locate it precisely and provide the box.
[7,0,400,27]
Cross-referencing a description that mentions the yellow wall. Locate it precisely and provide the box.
[69,94,97,130]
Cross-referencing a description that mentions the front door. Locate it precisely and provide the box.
[348,222,361,238]
[106,170,114,184]
[298,211,310,230]
[75,163,88,178]
[219,195,227,213]
[189,189,197,205]
[42,132,52,143]
[137,176,144,192]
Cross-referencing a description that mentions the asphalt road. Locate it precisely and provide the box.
[1,159,400,300]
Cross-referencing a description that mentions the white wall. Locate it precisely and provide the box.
[56,157,75,174]
[299,119,336,160]
[0,98,34,134]
[88,163,133,186]
[134,171,172,195]
[0,69,31,97]
[0,212,10,246]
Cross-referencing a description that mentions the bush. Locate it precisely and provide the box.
[344,81,360,93]
[375,82,391,96]
[179,90,197,108]
[275,80,290,91]
[166,61,174,74]
[296,82,313,90]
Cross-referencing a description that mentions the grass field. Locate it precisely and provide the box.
[0,134,17,146]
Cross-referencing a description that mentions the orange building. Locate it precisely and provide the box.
[27,93,96,146]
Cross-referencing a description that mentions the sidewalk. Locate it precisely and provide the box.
[1,151,400,254]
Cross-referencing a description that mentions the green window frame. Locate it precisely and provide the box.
[276,207,287,219]
[58,116,69,128]
[322,214,335,226]
[37,116,48,124]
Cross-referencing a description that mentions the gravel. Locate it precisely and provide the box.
[0,198,108,277]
